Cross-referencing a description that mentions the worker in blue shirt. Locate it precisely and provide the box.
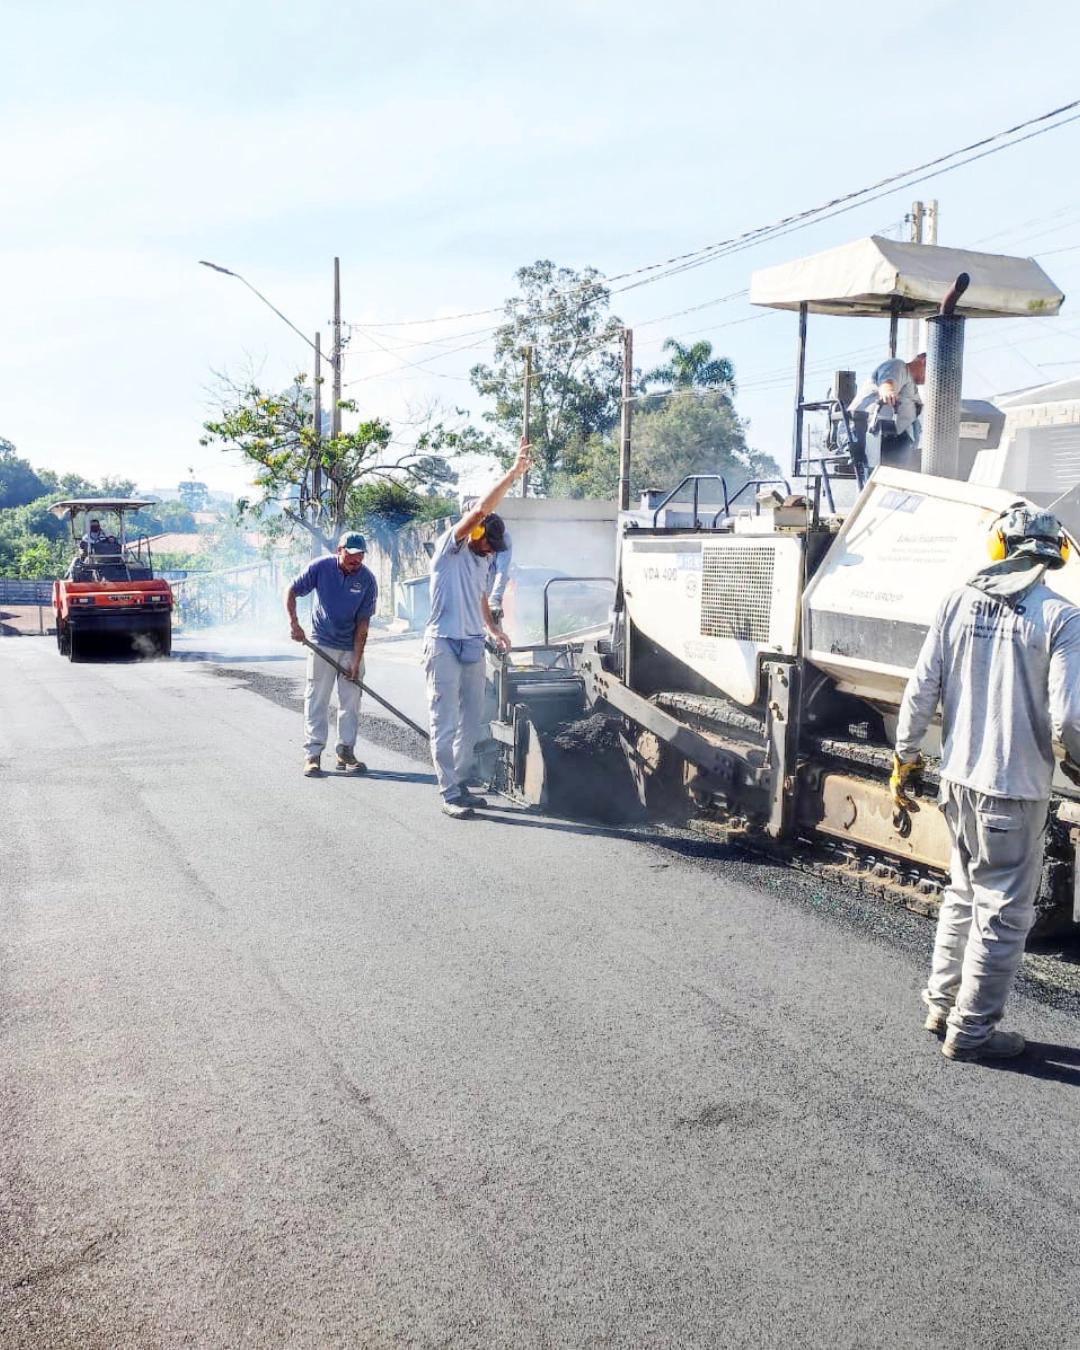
[424,440,531,818]
[286,532,378,777]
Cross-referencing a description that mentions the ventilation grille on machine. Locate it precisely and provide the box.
[700,545,775,643]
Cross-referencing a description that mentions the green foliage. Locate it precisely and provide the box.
[556,388,781,502]
[416,415,497,468]
[178,480,209,510]
[0,440,47,510]
[643,339,735,398]
[470,261,624,493]
[201,373,396,551]
[350,480,456,549]
[140,500,197,535]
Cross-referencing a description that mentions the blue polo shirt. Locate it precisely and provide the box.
[290,555,378,649]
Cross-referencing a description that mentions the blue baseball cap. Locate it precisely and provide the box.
[338,532,367,554]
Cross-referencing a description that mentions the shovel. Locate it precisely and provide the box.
[299,634,430,742]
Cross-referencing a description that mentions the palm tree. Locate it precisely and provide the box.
[645,338,735,395]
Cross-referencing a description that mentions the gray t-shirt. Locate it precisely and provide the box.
[425,527,491,640]
[851,357,921,439]
[896,580,1080,799]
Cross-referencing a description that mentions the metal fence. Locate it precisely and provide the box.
[0,579,55,604]
[170,559,295,629]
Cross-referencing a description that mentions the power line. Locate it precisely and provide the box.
[350,96,1080,335]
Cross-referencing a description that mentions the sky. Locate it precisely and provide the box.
[3,0,1080,502]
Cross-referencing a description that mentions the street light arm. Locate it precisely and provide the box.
[199,260,319,355]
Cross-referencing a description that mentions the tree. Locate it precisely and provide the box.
[644,338,735,399]
[0,440,47,510]
[560,389,781,503]
[351,480,455,550]
[470,261,624,492]
[178,479,210,511]
[201,373,403,552]
[99,475,138,498]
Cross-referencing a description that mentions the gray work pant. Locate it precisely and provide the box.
[924,783,1047,1046]
[423,637,487,801]
[303,644,363,757]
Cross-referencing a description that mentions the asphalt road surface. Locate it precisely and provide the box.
[4,633,1080,1349]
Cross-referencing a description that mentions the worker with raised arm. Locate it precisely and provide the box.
[424,438,532,819]
[286,532,378,778]
[892,506,1080,1062]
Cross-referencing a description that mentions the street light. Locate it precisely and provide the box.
[198,260,318,354]
[199,258,326,555]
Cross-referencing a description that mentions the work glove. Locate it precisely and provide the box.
[1062,757,1080,788]
[890,753,924,813]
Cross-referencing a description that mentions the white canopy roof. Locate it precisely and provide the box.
[49,498,155,518]
[749,236,1064,318]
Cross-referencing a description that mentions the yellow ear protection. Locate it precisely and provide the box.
[986,505,1072,563]
[469,522,487,542]
[986,509,1011,562]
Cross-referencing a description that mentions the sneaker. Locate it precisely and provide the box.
[924,1006,950,1036]
[303,755,321,777]
[441,799,475,820]
[942,1030,1027,1062]
[336,744,368,774]
[456,786,488,808]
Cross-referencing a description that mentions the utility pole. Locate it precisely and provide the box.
[521,347,532,498]
[331,256,342,440]
[310,331,323,558]
[905,201,925,360]
[618,328,633,511]
[919,200,939,357]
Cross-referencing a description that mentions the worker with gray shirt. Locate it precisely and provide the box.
[287,532,378,777]
[424,439,531,819]
[893,506,1080,1062]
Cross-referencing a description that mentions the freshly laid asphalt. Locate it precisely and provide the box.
[3,631,1080,1349]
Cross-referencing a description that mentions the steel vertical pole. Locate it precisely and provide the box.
[521,347,532,498]
[331,257,342,440]
[792,303,807,476]
[311,331,323,559]
[619,328,633,511]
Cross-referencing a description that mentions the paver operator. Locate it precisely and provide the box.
[892,505,1080,1062]
[849,352,926,471]
[424,438,532,819]
[287,532,378,778]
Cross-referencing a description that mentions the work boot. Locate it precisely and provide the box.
[456,785,488,809]
[941,1030,1027,1063]
[303,755,321,777]
[441,799,475,820]
[923,1006,950,1036]
[336,744,368,774]
[923,1009,950,1036]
